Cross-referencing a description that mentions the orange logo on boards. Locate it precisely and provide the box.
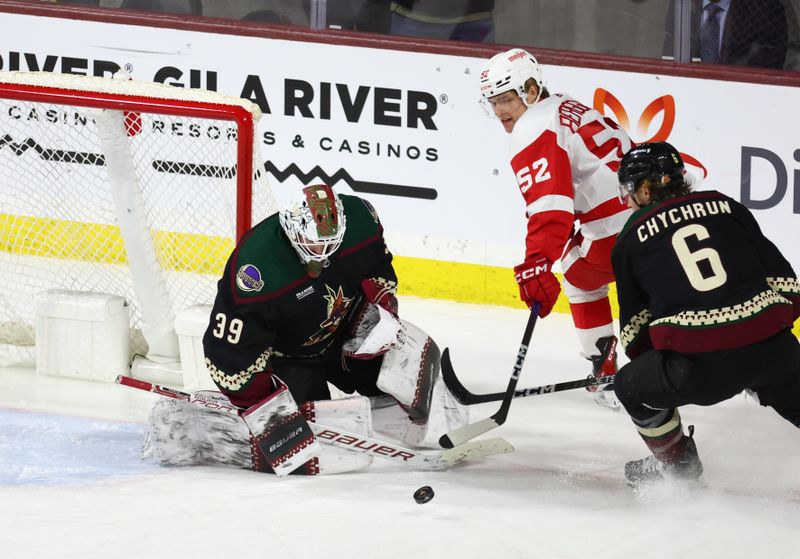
[593,89,707,177]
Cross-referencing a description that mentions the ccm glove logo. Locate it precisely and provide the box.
[515,260,551,282]
[513,257,560,318]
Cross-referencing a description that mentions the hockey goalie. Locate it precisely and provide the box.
[143,184,469,476]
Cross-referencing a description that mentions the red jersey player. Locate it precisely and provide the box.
[479,48,633,409]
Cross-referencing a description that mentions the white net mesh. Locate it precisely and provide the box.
[0,71,277,356]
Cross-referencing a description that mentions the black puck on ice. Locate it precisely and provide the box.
[413,485,434,504]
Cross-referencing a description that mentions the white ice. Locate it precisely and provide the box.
[1,297,799,559]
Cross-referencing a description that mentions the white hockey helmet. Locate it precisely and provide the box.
[279,184,347,264]
[479,48,544,107]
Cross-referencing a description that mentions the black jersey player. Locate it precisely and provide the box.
[151,184,468,475]
[202,183,399,410]
[143,185,468,476]
[611,142,800,487]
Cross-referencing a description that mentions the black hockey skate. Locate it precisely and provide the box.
[625,426,704,488]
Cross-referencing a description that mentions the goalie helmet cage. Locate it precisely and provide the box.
[0,71,278,362]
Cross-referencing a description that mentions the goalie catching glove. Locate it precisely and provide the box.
[514,256,561,317]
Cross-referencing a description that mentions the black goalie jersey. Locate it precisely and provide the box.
[612,190,800,358]
[202,194,397,408]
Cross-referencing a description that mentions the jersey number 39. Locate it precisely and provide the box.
[212,312,244,344]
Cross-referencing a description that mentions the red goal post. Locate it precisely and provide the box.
[0,71,277,363]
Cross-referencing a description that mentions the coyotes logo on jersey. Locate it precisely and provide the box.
[303,285,354,346]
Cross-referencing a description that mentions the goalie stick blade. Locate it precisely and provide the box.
[411,437,514,471]
[310,423,512,471]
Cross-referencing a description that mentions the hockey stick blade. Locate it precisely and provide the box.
[439,308,540,449]
[116,375,513,471]
[441,353,615,405]
[437,416,503,449]
[312,423,514,471]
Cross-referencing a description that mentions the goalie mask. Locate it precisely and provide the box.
[279,184,347,266]
[479,48,544,110]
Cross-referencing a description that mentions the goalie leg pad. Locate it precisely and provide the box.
[146,393,252,468]
[376,319,440,422]
[146,390,374,476]
[242,381,320,477]
[300,396,375,474]
[146,397,203,466]
[404,374,470,448]
[373,373,470,449]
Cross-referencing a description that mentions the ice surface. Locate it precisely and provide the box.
[1,297,798,559]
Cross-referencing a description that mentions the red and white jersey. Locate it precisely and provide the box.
[508,93,633,263]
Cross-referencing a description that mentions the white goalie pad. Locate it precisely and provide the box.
[145,392,252,469]
[371,320,470,448]
[145,390,375,476]
[373,373,470,449]
[377,318,439,421]
[300,395,374,474]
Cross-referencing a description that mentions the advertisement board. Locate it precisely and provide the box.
[2,12,798,309]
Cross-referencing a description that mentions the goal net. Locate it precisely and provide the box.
[0,71,277,363]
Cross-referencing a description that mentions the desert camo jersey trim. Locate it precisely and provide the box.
[620,308,653,352]
[204,348,272,392]
[768,277,800,296]
[649,289,792,330]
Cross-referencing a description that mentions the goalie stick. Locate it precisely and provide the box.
[438,306,539,449]
[116,375,513,472]
[441,350,615,405]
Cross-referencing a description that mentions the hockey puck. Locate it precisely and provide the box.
[413,485,434,504]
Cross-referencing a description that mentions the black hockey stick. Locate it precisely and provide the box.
[438,306,539,449]
[441,352,615,405]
